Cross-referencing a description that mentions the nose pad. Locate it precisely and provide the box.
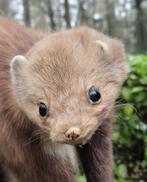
[65,127,81,140]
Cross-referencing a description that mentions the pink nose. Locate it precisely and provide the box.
[65,127,81,140]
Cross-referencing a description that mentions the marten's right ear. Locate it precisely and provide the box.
[11,55,28,70]
[10,55,29,81]
[10,55,29,98]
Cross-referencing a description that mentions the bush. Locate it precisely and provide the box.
[113,55,147,181]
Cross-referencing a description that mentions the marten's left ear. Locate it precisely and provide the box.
[95,39,125,62]
[95,40,109,54]
[95,38,128,81]
[109,39,125,62]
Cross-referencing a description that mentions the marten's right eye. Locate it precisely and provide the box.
[39,103,48,117]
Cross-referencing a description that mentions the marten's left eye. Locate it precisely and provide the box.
[88,86,101,104]
[39,103,48,117]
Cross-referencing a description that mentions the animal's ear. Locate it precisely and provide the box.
[10,55,40,121]
[95,38,128,81]
[10,55,30,103]
[109,39,125,62]
[95,39,125,62]
[11,55,28,70]
[95,40,109,54]
[10,55,29,86]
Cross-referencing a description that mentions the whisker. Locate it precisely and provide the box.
[23,128,49,146]
[23,136,41,146]
[114,103,141,119]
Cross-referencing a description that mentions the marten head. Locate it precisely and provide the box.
[10,27,128,145]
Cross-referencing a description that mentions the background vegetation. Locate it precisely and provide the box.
[113,55,147,182]
[0,0,146,181]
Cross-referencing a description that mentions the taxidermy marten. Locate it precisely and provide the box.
[0,17,127,182]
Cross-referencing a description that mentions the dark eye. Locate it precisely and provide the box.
[39,103,48,117]
[88,86,101,104]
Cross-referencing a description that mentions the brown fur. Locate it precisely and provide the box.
[0,17,128,182]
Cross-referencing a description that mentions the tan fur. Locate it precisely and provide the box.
[0,17,128,182]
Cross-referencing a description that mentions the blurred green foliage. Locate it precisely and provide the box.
[78,55,147,182]
[78,176,86,182]
[113,55,147,181]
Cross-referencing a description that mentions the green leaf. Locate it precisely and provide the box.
[117,164,127,178]
[132,86,144,93]
[123,104,134,116]
[78,176,86,182]
[135,92,146,102]
[140,76,147,84]
[121,87,132,100]
[113,132,120,142]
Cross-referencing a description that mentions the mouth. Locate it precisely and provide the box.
[52,138,88,145]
